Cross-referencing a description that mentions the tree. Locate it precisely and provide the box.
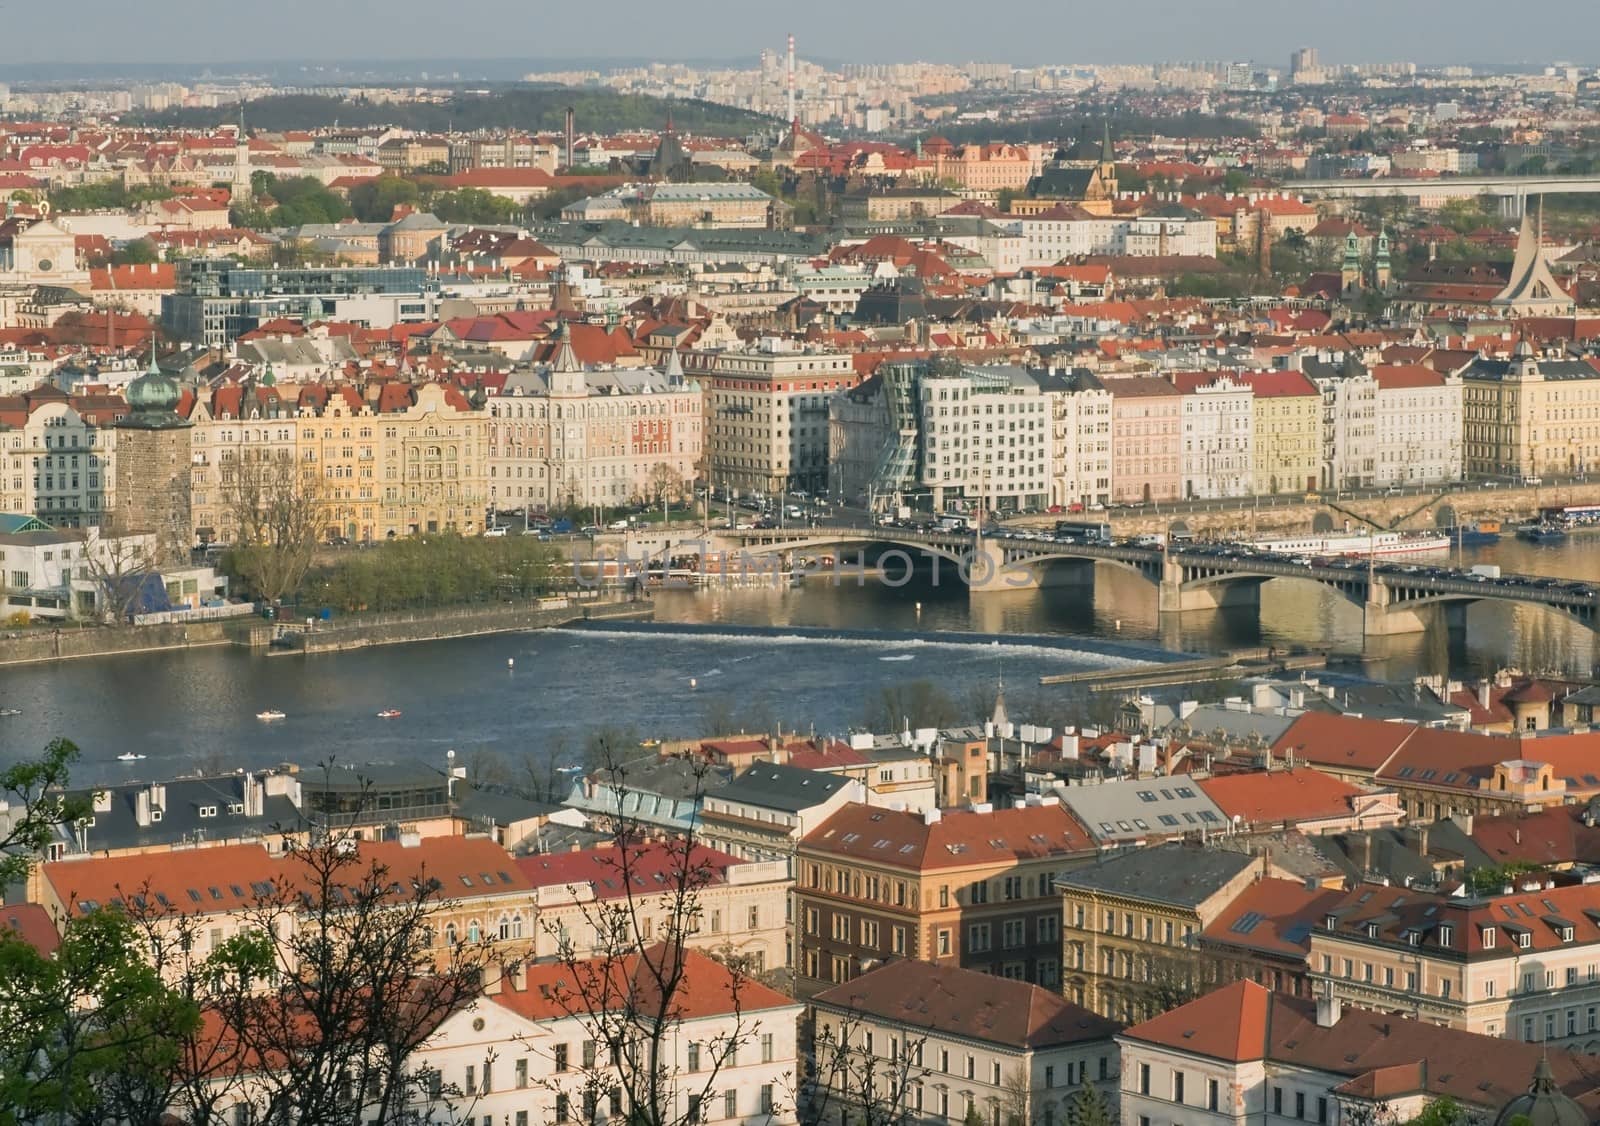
[531,743,760,1126]
[1403,1096,1476,1126]
[111,238,161,266]
[646,462,684,508]
[80,531,170,624]
[802,1003,930,1126]
[1002,1064,1034,1126]
[193,782,501,1125]
[223,453,327,604]
[0,906,202,1126]
[348,175,421,223]
[426,187,519,225]
[1063,1078,1117,1126]
[0,739,87,887]
[860,680,966,732]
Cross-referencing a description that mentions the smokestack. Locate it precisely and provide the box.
[565,106,575,171]
[787,33,796,127]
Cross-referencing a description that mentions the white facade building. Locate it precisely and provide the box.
[811,961,1120,1126]
[1039,369,1113,508]
[918,364,1052,513]
[1175,373,1254,499]
[486,346,704,514]
[1304,357,1379,491]
[1370,365,1464,486]
[0,390,118,528]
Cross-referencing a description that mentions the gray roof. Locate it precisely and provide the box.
[1055,843,1257,908]
[1462,357,1600,383]
[66,776,299,853]
[386,210,446,231]
[1055,776,1228,845]
[720,763,854,813]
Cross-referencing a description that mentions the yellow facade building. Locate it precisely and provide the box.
[1462,343,1600,481]
[1241,371,1322,496]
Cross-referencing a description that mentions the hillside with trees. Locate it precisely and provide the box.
[131,88,776,137]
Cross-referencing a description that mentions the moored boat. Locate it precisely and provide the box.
[1248,531,1450,557]
[1453,519,1502,545]
[376,709,402,719]
[1519,522,1570,543]
[256,709,286,721]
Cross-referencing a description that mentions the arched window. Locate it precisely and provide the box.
[445,922,458,946]
[467,920,481,943]
[498,914,511,941]
[512,914,524,939]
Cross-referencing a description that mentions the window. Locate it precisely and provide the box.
[583,1040,596,1068]
[1138,1063,1151,1095]
[969,923,991,951]
[1045,1066,1055,1089]
[687,1042,701,1071]
[1273,1087,1283,1115]
[1318,1097,1329,1124]
[724,1090,737,1120]
[1296,1091,1306,1119]
[760,1085,774,1114]
[938,930,951,956]
[515,1058,527,1089]
[1172,1071,1185,1104]
[686,1095,702,1123]
[971,881,989,904]
[555,1094,569,1123]
[1208,1078,1220,1111]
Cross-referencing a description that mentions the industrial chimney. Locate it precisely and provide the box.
[787,33,797,127]
[565,106,575,171]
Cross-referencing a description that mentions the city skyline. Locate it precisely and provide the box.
[0,0,1594,69]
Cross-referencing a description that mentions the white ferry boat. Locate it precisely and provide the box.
[1247,531,1451,558]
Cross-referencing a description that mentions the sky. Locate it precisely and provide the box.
[0,0,1594,69]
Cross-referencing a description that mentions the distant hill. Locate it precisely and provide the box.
[908,112,1259,147]
[129,87,778,138]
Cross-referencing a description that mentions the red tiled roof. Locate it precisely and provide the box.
[1371,363,1445,390]
[1123,979,1270,1062]
[514,842,748,899]
[1,902,60,955]
[1199,878,1345,961]
[1199,768,1376,826]
[803,802,1095,869]
[41,837,531,916]
[1270,712,1417,774]
[494,944,795,1022]
[813,960,1119,1048]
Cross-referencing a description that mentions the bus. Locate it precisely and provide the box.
[1054,519,1112,544]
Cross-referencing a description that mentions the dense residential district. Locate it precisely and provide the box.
[18,30,1600,1126]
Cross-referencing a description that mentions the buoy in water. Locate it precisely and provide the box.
[915,601,923,614]
[690,677,698,689]
[508,657,515,668]
[1115,620,1122,631]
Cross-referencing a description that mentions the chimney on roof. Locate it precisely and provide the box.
[1315,985,1342,1028]
[1478,680,1492,712]
[1357,832,1372,874]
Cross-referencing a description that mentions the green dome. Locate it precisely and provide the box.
[1493,1057,1591,1126]
[126,366,181,415]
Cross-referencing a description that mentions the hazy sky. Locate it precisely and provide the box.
[0,0,1594,68]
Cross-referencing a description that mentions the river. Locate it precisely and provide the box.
[3,534,1598,782]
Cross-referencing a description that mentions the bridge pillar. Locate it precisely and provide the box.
[968,537,1040,594]
[1159,560,1262,613]
[1364,580,1429,638]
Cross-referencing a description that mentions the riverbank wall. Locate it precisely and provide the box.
[0,620,236,667]
[266,596,654,656]
[0,596,652,668]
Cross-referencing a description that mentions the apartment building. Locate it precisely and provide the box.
[1370,364,1464,486]
[1309,880,1600,1047]
[184,383,297,546]
[1038,368,1113,509]
[1057,843,1272,1021]
[513,842,791,974]
[1301,356,1378,491]
[810,960,1120,1126]
[794,800,1096,998]
[1102,377,1182,504]
[487,346,703,513]
[1171,372,1254,500]
[0,385,119,527]
[1117,980,1597,1126]
[296,381,489,542]
[696,763,863,873]
[917,364,1052,513]
[36,837,540,979]
[1237,370,1320,496]
[691,343,857,497]
[1460,342,1600,480]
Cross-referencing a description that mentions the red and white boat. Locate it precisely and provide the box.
[376,709,402,719]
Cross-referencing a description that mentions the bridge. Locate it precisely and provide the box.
[676,526,1600,642]
[1285,174,1600,217]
